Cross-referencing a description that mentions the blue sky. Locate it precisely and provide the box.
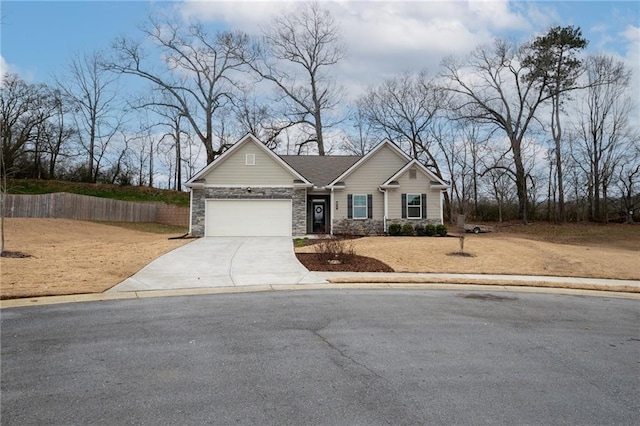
[2,1,160,81]
[2,0,639,97]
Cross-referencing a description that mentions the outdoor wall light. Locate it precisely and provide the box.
[247,187,252,193]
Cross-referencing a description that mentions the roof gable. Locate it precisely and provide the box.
[186,134,311,186]
[381,159,450,188]
[327,140,410,187]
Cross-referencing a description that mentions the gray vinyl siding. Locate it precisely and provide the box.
[388,166,442,220]
[204,142,296,186]
[333,145,407,221]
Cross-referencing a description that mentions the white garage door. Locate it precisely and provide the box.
[205,199,292,237]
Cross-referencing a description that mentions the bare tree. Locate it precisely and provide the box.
[155,109,188,190]
[246,1,346,155]
[357,70,451,216]
[1,74,57,177]
[616,156,640,223]
[107,18,251,164]
[57,51,122,182]
[442,39,555,222]
[573,55,635,222]
[39,89,77,179]
[1,74,55,255]
[358,71,447,160]
[449,120,493,218]
[341,107,378,156]
[233,89,289,150]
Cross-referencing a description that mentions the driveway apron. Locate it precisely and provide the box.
[108,237,314,292]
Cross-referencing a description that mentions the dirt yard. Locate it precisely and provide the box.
[1,219,190,299]
[1,219,638,299]
[296,223,640,280]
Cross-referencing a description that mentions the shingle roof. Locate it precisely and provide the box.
[280,155,362,187]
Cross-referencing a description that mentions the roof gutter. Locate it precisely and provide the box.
[430,184,450,190]
[185,179,206,190]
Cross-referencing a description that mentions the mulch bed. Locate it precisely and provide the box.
[296,253,394,272]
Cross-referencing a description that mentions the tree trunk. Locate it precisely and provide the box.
[593,170,601,222]
[176,119,182,191]
[149,139,154,188]
[547,157,553,222]
[552,96,566,222]
[314,110,325,156]
[512,140,529,223]
[472,147,479,217]
[88,128,95,182]
[311,77,325,156]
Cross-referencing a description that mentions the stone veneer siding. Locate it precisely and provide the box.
[332,218,385,236]
[190,187,306,237]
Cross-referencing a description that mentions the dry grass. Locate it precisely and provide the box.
[1,219,190,299]
[1,219,638,300]
[296,223,640,280]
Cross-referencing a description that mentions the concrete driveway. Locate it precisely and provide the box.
[108,237,323,292]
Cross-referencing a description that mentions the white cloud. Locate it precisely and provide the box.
[0,55,8,76]
[0,55,15,86]
[177,0,541,100]
[178,0,292,27]
[621,25,640,105]
[174,0,634,118]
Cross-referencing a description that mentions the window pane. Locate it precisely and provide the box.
[354,206,367,218]
[353,194,367,219]
[407,194,421,205]
[353,195,366,206]
[407,194,421,218]
[408,206,421,218]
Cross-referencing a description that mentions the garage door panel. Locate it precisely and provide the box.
[206,200,292,237]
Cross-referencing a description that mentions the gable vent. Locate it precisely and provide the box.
[409,169,417,179]
[245,154,255,166]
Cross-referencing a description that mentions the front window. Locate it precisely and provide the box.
[407,194,421,219]
[353,194,367,219]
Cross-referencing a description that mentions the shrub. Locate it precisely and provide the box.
[388,223,402,236]
[435,224,448,237]
[425,224,436,236]
[314,237,355,263]
[414,224,426,236]
[401,223,414,236]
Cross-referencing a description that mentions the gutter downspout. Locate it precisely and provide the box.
[188,188,194,235]
[379,187,388,233]
[329,187,334,235]
[440,189,445,225]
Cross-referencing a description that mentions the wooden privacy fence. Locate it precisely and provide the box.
[1,193,189,227]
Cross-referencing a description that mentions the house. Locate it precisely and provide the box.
[185,134,450,237]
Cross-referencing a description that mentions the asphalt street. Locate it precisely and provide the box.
[1,289,638,425]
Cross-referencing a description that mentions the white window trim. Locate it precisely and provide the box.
[407,193,422,219]
[352,194,368,220]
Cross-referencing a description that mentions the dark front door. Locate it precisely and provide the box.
[312,201,326,233]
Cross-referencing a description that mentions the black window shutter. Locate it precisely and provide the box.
[401,193,407,219]
[367,194,373,219]
[347,194,353,219]
[421,193,427,219]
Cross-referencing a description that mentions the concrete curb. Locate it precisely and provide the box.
[2,281,639,309]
